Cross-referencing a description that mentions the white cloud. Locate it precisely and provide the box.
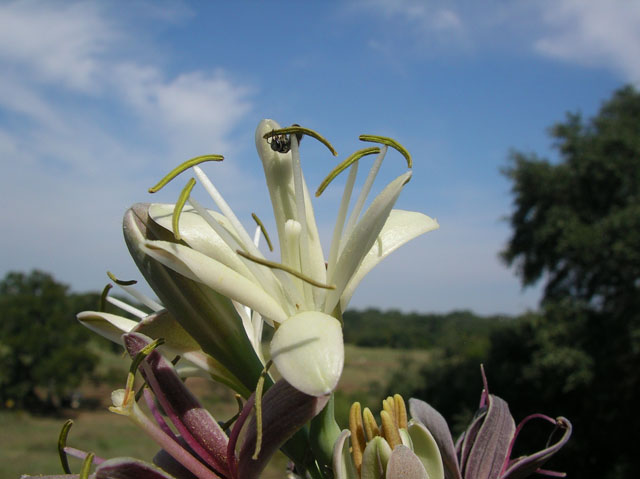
[535,0,640,83]
[355,0,640,82]
[351,0,467,51]
[113,63,253,155]
[0,0,256,294]
[0,1,115,92]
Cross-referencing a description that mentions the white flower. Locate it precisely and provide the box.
[87,119,438,397]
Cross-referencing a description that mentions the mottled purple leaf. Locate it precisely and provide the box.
[124,333,228,476]
[409,398,462,479]
[458,406,487,473]
[386,445,429,479]
[501,416,572,479]
[464,394,515,479]
[154,443,198,479]
[95,457,178,479]
[236,379,329,479]
[20,475,80,478]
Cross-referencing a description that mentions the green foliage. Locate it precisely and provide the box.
[502,85,640,307]
[500,86,640,478]
[343,308,508,355]
[391,86,640,478]
[0,270,98,411]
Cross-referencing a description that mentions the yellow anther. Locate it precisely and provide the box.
[315,147,381,197]
[382,397,396,426]
[394,394,408,430]
[380,410,402,449]
[363,407,380,441]
[148,155,223,193]
[349,402,366,473]
[107,271,137,286]
[359,134,412,168]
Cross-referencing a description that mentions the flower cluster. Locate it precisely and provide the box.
[26,119,571,479]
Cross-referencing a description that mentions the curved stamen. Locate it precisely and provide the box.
[172,178,196,241]
[252,360,273,460]
[359,135,412,168]
[58,420,74,474]
[315,147,381,197]
[99,283,113,312]
[251,213,274,252]
[263,126,337,156]
[236,250,336,290]
[124,338,166,404]
[108,274,163,312]
[107,271,137,286]
[80,452,95,479]
[340,146,388,249]
[148,155,223,193]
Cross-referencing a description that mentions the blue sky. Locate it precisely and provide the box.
[0,0,636,315]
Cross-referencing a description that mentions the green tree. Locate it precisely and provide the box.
[500,86,640,478]
[0,270,97,411]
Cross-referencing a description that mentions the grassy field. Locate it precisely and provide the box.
[2,344,430,478]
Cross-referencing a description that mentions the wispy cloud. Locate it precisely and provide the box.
[0,0,255,291]
[535,0,640,83]
[0,1,115,92]
[354,0,640,82]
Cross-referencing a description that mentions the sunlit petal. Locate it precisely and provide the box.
[341,210,439,309]
[270,311,344,396]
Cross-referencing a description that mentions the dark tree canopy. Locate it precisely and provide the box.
[499,86,640,478]
[502,85,640,309]
[0,270,97,410]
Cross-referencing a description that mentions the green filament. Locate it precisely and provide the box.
[252,213,274,251]
[359,135,412,168]
[148,155,223,193]
[263,126,337,156]
[172,178,196,241]
[236,250,336,290]
[125,338,166,404]
[57,419,74,474]
[221,394,245,431]
[315,147,381,197]
[79,452,95,479]
[99,283,113,312]
[253,360,273,460]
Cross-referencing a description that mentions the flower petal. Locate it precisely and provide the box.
[341,210,439,309]
[142,240,288,324]
[409,398,462,479]
[124,204,265,392]
[237,379,330,479]
[386,445,429,479]
[255,119,327,295]
[325,172,412,314]
[270,311,344,396]
[149,204,256,283]
[360,436,392,479]
[77,311,138,344]
[332,430,359,479]
[408,420,445,479]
